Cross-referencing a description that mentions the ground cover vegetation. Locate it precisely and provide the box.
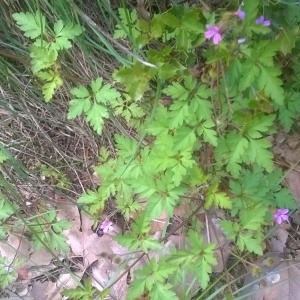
[1,0,300,299]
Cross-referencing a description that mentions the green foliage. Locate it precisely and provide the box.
[63,278,105,300]
[13,11,82,101]
[12,11,45,39]
[127,258,178,300]
[68,77,120,134]
[115,212,161,253]
[0,256,23,289]
[29,210,71,252]
[12,1,300,298]
[221,206,267,255]
[167,230,217,289]
[0,198,16,220]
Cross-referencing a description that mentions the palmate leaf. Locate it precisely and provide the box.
[226,133,249,177]
[206,192,232,209]
[114,8,139,39]
[30,45,57,73]
[240,207,266,231]
[114,62,157,100]
[53,20,82,50]
[85,103,109,135]
[169,101,190,128]
[277,91,300,131]
[41,74,63,102]
[244,114,276,139]
[258,66,284,105]
[198,120,218,146]
[68,97,91,119]
[0,199,15,219]
[237,233,263,255]
[173,126,196,151]
[150,283,178,299]
[163,82,189,100]
[12,11,45,39]
[239,61,260,91]
[126,278,147,300]
[78,189,101,204]
[90,77,121,103]
[246,138,273,172]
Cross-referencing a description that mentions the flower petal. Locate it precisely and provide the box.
[236,10,246,20]
[213,33,222,44]
[256,16,264,24]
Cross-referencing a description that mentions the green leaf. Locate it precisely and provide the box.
[151,15,164,38]
[258,66,284,105]
[218,132,249,177]
[53,21,82,50]
[94,83,121,103]
[220,220,240,239]
[239,62,260,91]
[163,82,189,101]
[78,189,101,204]
[52,219,72,234]
[30,46,57,73]
[244,114,276,139]
[246,138,273,172]
[277,91,300,131]
[162,12,180,28]
[71,85,90,98]
[243,0,259,21]
[115,134,139,162]
[114,63,156,100]
[42,74,63,102]
[150,283,179,299]
[0,199,15,219]
[198,120,218,146]
[207,192,232,209]
[12,11,45,39]
[237,233,263,255]
[127,278,147,300]
[240,207,266,230]
[169,101,190,128]
[86,103,109,135]
[181,9,202,33]
[276,26,299,55]
[68,97,92,119]
[275,189,296,209]
[114,8,139,40]
[173,127,196,151]
[0,151,9,163]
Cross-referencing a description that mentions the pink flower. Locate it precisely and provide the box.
[100,221,114,233]
[274,209,289,224]
[256,16,271,27]
[235,10,246,20]
[204,25,222,45]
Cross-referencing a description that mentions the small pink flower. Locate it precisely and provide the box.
[274,209,289,224]
[235,10,246,20]
[100,221,114,233]
[256,16,271,27]
[204,25,222,45]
